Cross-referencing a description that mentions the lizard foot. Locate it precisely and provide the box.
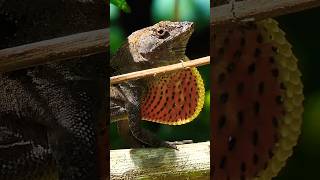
[162,140,193,150]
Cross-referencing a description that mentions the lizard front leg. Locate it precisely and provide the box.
[110,97,143,148]
[110,87,147,148]
[118,82,177,149]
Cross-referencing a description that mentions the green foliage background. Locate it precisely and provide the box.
[274,7,320,180]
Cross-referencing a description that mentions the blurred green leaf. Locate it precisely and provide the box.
[151,0,209,30]
[110,3,120,21]
[205,91,210,111]
[111,0,131,13]
[302,93,320,147]
[110,26,125,55]
[151,0,174,21]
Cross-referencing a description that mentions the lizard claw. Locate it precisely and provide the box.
[163,141,178,150]
[162,140,193,150]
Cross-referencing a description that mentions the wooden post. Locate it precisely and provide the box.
[0,28,108,72]
[211,0,320,26]
[110,141,210,180]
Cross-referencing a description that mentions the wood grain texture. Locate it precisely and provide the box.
[110,56,210,85]
[0,28,108,73]
[211,0,320,26]
[110,141,210,180]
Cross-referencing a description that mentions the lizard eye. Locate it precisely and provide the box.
[156,29,170,39]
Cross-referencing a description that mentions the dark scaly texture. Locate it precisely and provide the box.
[212,17,303,180]
[0,1,107,179]
[110,21,205,148]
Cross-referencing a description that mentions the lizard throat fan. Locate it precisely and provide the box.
[141,67,205,125]
[212,19,303,180]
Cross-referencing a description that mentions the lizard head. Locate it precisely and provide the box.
[128,21,194,66]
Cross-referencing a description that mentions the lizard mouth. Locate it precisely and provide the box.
[179,21,194,33]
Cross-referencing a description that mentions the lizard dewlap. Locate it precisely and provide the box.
[212,19,303,180]
[141,67,205,125]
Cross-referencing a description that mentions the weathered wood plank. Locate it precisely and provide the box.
[110,141,210,180]
[0,28,108,72]
[211,0,320,26]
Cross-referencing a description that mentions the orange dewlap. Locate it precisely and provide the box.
[212,19,303,180]
[212,22,283,180]
[141,67,205,125]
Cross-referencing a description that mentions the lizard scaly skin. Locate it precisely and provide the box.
[0,0,107,179]
[110,21,205,149]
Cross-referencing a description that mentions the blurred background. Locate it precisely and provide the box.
[110,0,210,149]
[275,6,320,180]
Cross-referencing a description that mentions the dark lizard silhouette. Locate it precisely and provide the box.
[0,0,107,179]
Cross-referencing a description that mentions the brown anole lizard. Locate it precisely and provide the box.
[110,21,205,149]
